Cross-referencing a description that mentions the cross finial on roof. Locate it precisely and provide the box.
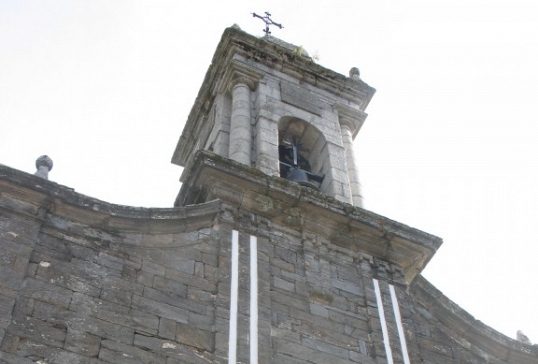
[252,12,283,35]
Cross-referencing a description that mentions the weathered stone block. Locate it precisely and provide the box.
[136,270,154,286]
[0,196,39,219]
[130,308,160,334]
[7,316,66,348]
[131,294,189,323]
[71,292,129,322]
[19,277,72,309]
[0,294,15,331]
[164,255,199,274]
[143,287,206,315]
[95,252,124,272]
[302,336,351,359]
[175,322,214,351]
[309,303,329,318]
[67,242,98,263]
[417,336,455,358]
[0,350,36,364]
[141,259,166,277]
[273,276,295,292]
[64,329,101,356]
[158,318,176,340]
[331,278,362,295]
[134,334,214,364]
[275,339,352,364]
[187,287,214,304]
[152,276,187,298]
[189,312,214,332]
[70,257,122,282]
[36,233,71,259]
[100,339,166,364]
[102,275,144,295]
[0,266,25,291]
[165,267,217,292]
[35,263,101,298]
[281,81,323,116]
[271,257,295,273]
[0,332,19,354]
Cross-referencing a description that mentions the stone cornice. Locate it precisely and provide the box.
[411,275,538,362]
[176,150,442,284]
[0,164,220,234]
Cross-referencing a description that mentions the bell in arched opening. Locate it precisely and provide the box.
[278,137,324,190]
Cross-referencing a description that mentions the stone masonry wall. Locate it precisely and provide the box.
[254,224,405,363]
[0,207,41,355]
[0,193,221,363]
[1,168,537,363]
[216,206,538,364]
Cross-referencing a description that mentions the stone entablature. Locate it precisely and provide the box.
[176,150,442,284]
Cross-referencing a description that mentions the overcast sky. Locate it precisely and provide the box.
[1,1,537,343]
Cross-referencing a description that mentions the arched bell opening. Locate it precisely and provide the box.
[278,117,326,190]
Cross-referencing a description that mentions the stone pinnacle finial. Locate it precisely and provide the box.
[349,67,360,80]
[34,155,53,180]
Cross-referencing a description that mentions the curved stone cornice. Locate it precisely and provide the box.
[411,275,538,363]
[0,164,220,234]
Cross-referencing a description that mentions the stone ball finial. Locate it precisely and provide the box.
[517,330,532,345]
[349,67,360,80]
[34,155,53,180]
[231,23,241,30]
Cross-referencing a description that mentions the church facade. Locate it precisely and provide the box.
[0,26,536,363]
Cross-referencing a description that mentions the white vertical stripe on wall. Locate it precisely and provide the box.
[250,235,258,364]
[389,284,411,364]
[228,230,239,364]
[373,278,394,364]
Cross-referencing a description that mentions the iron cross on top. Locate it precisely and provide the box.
[252,12,283,35]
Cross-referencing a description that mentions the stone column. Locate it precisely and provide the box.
[340,123,363,207]
[255,115,279,176]
[229,82,252,165]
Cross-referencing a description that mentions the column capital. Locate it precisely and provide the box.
[334,103,368,139]
[217,59,264,94]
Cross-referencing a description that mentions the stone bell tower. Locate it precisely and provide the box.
[168,27,441,363]
[172,26,375,207]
